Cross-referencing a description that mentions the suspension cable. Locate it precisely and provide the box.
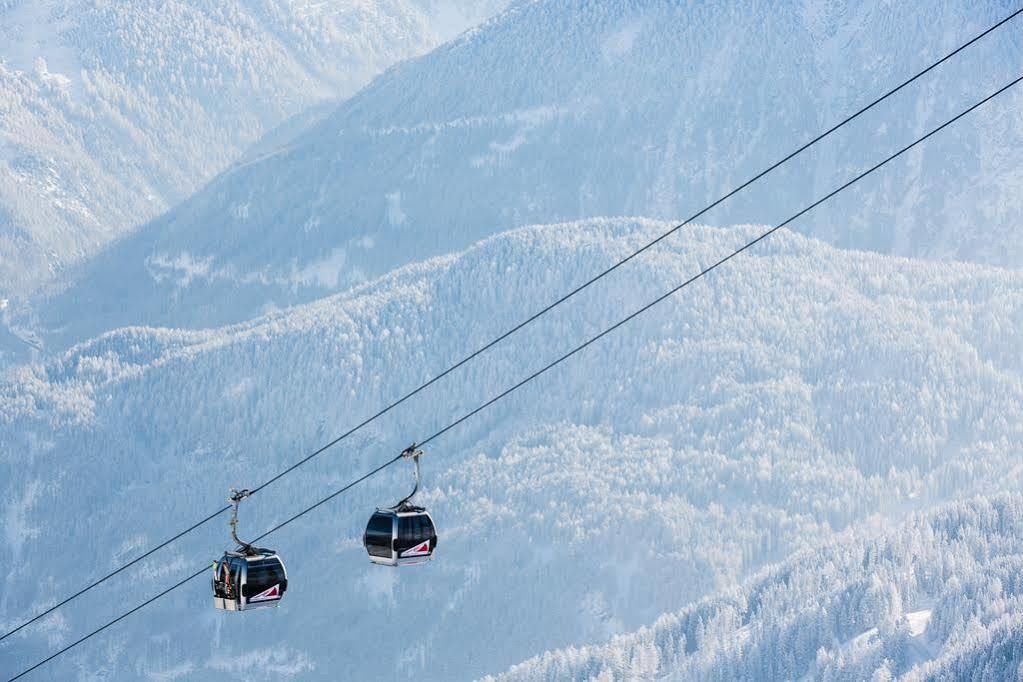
[3,4,1019,646]
[9,71,1020,682]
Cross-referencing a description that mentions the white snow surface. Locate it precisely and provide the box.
[2,218,1023,679]
[0,0,509,299]
[38,0,1023,346]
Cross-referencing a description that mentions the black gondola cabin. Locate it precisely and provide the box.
[212,548,288,611]
[363,504,437,566]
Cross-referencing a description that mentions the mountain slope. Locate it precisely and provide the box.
[2,218,1022,679]
[0,0,509,299]
[489,494,1023,682]
[41,0,1023,345]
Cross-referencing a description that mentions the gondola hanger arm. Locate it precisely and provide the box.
[228,488,254,551]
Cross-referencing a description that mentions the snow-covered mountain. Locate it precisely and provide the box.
[0,0,509,299]
[490,494,1023,681]
[3,218,1022,679]
[39,0,1023,347]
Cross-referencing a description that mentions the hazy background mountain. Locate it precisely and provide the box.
[3,219,1022,679]
[36,0,1023,348]
[0,0,510,301]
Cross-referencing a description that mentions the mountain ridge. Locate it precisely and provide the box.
[36,0,1023,349]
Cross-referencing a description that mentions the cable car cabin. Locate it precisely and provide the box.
[363,504,437,567]
[212,549,288,611]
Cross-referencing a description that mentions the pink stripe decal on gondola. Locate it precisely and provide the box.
[250,584,280,601]
[401,541,431,557]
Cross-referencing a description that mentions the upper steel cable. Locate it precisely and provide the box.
[9,69,1021,682]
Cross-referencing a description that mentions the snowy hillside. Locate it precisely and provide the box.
[490,494,1023,681]
[2,218,1022,679]
[0,0,509,299]
[40,0,1023,345]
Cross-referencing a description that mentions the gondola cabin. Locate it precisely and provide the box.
[363,505,437,567]
[212,549,288,611]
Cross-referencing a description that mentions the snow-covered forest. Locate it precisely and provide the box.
[2,1,1022,680]
[491,494,1023,681]
[3,220,1023,678]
